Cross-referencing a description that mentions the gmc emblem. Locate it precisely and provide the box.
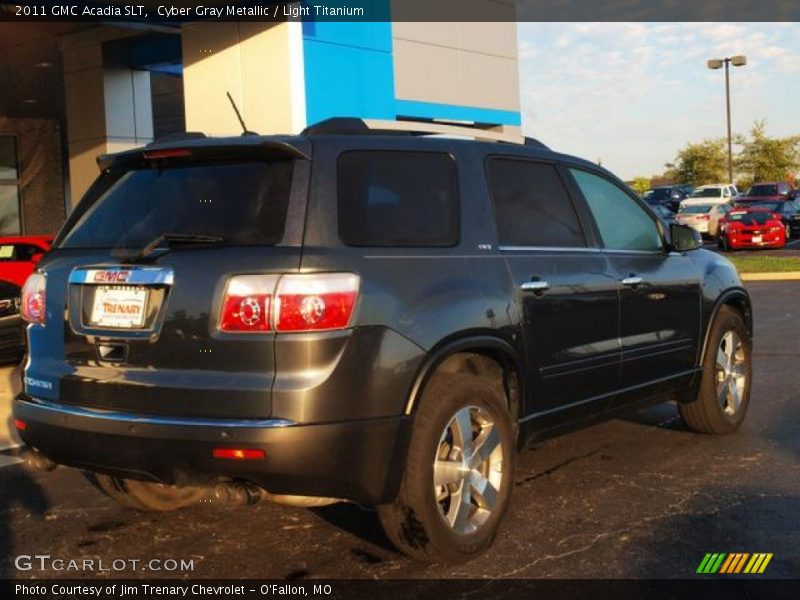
[93,270,130,283]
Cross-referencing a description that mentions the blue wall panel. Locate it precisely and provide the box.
[302,21,396,125]
[395,99,522,127]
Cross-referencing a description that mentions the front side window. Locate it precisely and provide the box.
[487,159,586,247]
[338,151,459,247]
[570,169,663,252]
[0,136,21,235]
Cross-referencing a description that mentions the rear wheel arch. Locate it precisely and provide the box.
[700,289,753,367]
[405,336,522,426]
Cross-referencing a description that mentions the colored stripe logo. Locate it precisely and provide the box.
[697,553,773,574]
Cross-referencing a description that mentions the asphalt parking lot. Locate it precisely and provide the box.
[0,282,798,580]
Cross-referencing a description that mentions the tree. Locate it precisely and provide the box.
[630,176,651,194]
[666,138,728,186]
[735,120,800,188]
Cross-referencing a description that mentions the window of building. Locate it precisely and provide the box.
[0,136,22,235]
[569,168,662,252]
[487,159,586,247]
[338,151,459,247]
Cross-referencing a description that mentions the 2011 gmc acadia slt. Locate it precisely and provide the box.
[14,118,752,562]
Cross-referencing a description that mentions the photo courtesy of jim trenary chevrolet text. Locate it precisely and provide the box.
[0,0,799,598]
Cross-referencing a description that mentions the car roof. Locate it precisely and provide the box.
[99,127,607,178]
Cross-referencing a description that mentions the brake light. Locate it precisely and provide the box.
[143,148,192,160]
[275,273,359,332]
[697,215,710,221]
[219,275,279,332]
[212,448,266,460]
[21,272,46,324]
[14,419,26,431]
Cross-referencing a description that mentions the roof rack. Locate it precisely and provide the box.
[302,117,546,147]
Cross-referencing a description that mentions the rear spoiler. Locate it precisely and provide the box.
[96,139,310,171]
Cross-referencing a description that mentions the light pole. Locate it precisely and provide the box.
[707,55,747,183]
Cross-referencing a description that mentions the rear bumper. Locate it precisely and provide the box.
[13,394,412,505]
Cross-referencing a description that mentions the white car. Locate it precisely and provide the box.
[676,200,733,237]
[686,184,738,203]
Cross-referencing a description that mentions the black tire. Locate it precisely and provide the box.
[718,236,728,251]
[94,474,207,511]
[679,306,751,434]
[378,373,516,562]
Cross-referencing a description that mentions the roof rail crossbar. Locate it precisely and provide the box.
[303,117,525,145]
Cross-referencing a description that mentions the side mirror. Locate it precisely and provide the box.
[31,253,44,263]
[670,224,703,252]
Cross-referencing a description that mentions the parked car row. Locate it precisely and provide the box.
[668,181,799,251]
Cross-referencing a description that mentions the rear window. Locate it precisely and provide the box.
[747,184,778,196]
[729,211,773,224]
[58,160,294,249]
[338,151,459,247]
[679,204,713,214]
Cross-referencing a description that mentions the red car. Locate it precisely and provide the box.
[737,181,795,203]
[0,236,52,287]
[718,208,786,251]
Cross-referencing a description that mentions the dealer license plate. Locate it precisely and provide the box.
[89,286,149,329]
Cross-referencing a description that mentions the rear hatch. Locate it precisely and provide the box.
[24,139,309,419]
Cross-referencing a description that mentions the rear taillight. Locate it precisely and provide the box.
[275,273,360,332]
[697,215,710,221]
[21,272,46,324]
[219,273,360,333]
[219,275,279,333]
[213,448,266,460]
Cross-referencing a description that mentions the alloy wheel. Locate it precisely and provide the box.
[433,406,504,535]
[715,330,747,416]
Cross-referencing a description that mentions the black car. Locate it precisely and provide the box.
[0,280,24,363]
[15,118,753,563]
[643,185,689,211]
[735,199,800,239]
[646,201,678,226]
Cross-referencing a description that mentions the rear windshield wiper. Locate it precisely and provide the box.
[113,232,224,262]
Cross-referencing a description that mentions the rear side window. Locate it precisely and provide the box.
[58,160,294,249]
[488,159,586,248]
[338,151,459,247]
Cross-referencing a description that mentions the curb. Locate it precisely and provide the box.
[740,271,800,281]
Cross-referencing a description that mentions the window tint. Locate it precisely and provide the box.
[570,169,662,252]
[488,159,585,247]
[338,151,458,247]
[59,160,294,249]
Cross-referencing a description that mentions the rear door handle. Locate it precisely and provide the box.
[621,276,644,287]
[521,280,550,293]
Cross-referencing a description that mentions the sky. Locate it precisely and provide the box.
[516,23,799,180]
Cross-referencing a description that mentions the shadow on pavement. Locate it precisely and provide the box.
[628,485,800,578]
[311,503,398,556]
[0,464,50,577]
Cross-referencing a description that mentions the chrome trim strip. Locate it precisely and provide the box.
[20,396,295,429]
[69,267,175,286]
[521,280,550,292]
[498,245,600,253]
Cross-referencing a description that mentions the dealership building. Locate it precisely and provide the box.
[0,8,520,237]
